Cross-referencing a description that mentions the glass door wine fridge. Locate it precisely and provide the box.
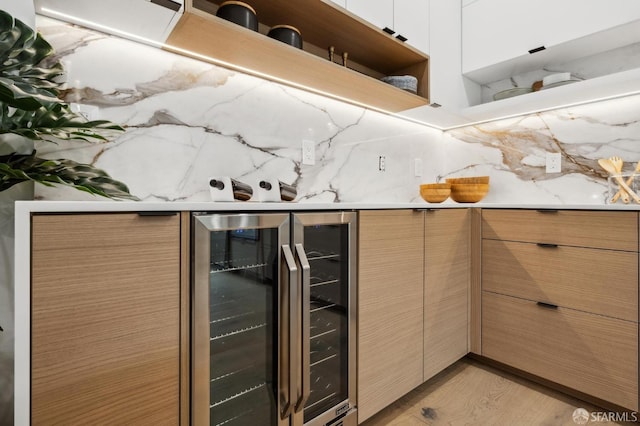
[192,212,357,426]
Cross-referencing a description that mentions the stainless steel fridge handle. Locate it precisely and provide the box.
[294,243,311,413]
[280,244,298,419]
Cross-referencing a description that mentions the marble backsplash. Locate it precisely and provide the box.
[34,16,640,205]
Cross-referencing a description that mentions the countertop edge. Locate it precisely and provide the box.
[14,200,640,212]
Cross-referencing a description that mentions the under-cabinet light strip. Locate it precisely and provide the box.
[38,7,444,131]
[38,8,640,133]
[445,89,640,131]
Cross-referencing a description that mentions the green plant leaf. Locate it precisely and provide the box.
[2,102,125,142]
[0,151,139,200]
[0,11,134,200]
[0,11,63,110]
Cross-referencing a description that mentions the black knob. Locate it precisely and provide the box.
[209,179,225,190]
[259,181,273,190]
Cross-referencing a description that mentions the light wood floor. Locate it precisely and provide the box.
[362,357,637,426]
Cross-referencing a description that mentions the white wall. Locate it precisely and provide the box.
[0,0,35,28]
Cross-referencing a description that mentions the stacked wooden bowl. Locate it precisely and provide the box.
[445,176,490,203]
[420,183,451,203]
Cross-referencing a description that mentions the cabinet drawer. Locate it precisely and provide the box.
[482,292,638,411]
[483,240,638,322]
[482,210,638,251]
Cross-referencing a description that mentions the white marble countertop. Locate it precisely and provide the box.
[15,200,640,212]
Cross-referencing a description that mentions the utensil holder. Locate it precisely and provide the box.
[209,177,254,201]
[607,174,640,204]
[255,178,281,202]
[254,179,297,201]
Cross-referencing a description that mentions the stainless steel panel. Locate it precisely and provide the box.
[294,243,311,413]
[281,244,298,421]
[191,213,290,426]
[195,212,289,232]
[192,217,211,426]
[292,212,358,426]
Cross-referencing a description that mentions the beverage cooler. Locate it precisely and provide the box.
[191,212,357,426]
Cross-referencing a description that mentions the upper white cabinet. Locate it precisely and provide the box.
[463,0,640,83]
[346,0,430,54]
[395,0,430,54]
[347,0,394,32]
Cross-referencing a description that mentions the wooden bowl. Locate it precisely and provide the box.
[446,176,490,185]
[449,183,489,203]
[420,183,451,203]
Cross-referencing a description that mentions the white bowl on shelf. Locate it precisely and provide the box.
[542,72,571,87]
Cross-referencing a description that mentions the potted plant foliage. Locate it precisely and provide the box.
[0,9,136,199]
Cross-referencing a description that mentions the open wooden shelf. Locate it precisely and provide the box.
[163,0,429,112]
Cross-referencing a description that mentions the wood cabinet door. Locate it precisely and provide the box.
[483,292,639,411]
[482,209,638,252]
[483,239,638,322]
[424,209,469,381]
[358,210,424,422]
[31,213,182,425]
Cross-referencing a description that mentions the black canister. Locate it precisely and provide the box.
[267,25,303,49]
[216,1,258,32]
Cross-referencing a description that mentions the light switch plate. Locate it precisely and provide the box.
[302,139,315,165]
[70,103,100,121]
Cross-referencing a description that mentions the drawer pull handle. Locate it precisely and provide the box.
[383,27,395,35]
[536,209,558,213]
[528,46,546,54]
[536,301,558,310]
[137,211,178,216]
[536,243,558,248]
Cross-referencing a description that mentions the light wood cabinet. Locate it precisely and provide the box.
[482,209,638,251]
[481,209,640,411]
[483,292,638,411]
[358,210,425,423]
[483,239,638,322]
[358,209,471,422]
[424,209,469,381]
[30,213,186,425]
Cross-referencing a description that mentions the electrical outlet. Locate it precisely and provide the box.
[546,152,561,173]
[378,155,386,172]
[302,139,315,165]
[70,103,100,121]
[414,158,423,177]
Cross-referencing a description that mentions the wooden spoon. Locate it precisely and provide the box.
[610,156,640,204]
[608,156,630,203]
[599,158,640,203]
[612,160,640,203]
